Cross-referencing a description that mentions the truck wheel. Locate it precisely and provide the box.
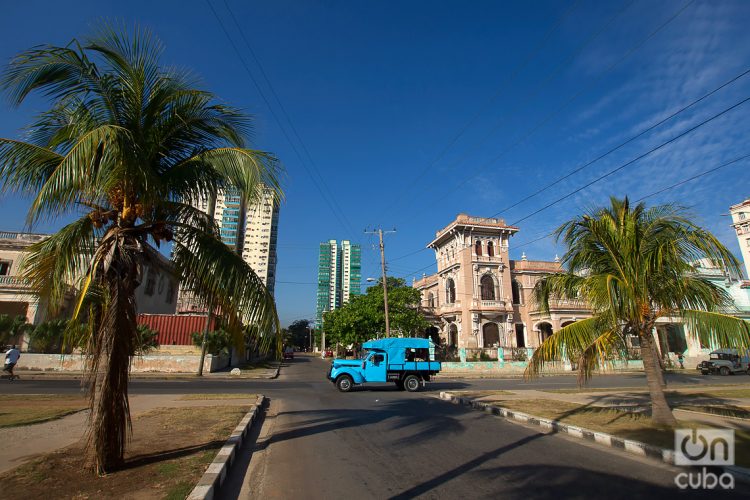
[336,375,354,392]
[720,366,730,376]
[404,374,421,392]
[395,380,405,391]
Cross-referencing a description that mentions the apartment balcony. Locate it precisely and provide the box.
[438,301,462,314]
[0,275,32,290]
[471,298,509,310]
[472,254,506,265]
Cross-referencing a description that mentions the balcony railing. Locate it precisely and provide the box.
[0,276,30,287]
[0,231,48,242]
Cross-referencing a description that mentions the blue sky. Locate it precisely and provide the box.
[1,1,749,326]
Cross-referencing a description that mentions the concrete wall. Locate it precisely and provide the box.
[16,352,229,373]
[440,359,645,375]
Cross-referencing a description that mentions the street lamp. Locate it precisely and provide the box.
[367,277,390,339]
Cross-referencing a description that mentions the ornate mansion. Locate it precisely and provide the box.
[413,214,591,350]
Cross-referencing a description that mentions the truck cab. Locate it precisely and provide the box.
[327,337,441,392]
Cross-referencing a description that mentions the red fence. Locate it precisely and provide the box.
[137,314,215,346]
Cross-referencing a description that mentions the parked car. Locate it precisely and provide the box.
[698,349,749,376]
[283,347,294,360]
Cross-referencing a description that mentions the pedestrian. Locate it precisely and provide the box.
[677,353,684,369]
[4,345,20,379]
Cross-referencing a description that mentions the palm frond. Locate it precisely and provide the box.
[683,310,750,351]
[20,215,100,311]
[171,225,280,355]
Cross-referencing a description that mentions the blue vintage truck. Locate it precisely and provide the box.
[327,337,442,392]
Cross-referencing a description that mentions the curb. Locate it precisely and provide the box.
[272,360,282,379]
[439,391,750,483]
[187,394,266,500]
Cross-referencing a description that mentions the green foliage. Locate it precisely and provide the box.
[192,329,232,356]
[285,319,312,348]
[0,314,32,345]
[134,324,159,355]
[29,319,68,353]
[0,26,283,472]
[527,197,750,422]
[323,277,429,346]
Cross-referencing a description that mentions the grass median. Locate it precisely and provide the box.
[0,399,255,499]
[455,392,750,467]
[0,395,87,427]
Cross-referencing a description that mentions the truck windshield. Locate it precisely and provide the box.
[360,349,370,360]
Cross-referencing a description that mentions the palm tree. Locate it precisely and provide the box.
[0,314,32,346]
[0,27,282,472]
[527,197,750,425]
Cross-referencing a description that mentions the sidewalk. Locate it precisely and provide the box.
[0,393,259,474]
[14,362,281,381]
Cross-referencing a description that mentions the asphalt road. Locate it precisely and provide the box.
[209,355,745,499]
[3,362,745,396]
[3,357,747,498]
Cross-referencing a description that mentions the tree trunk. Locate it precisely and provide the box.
[640,331,677,426]
[87,244,137,473]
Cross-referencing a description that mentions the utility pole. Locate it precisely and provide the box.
[365,227,396,338]
[198,193,217,376]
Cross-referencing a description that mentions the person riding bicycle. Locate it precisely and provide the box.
[3,345,20,378]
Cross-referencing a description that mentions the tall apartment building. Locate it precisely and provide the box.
[177,185,280,312]
[730,197,750,279]
[316,240,361,327]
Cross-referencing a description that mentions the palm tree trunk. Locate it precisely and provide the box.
[87,246,137,473]
[640,331,677,426]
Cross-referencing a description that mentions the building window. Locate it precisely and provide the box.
[511,280,521,305]
[475,240,482,256]
[166,283,175,304]
[427,292,435,308]
[144,269,156,296]
[0,260,11,276]
[746,238,750,247]
[487,241,494,257]
[446,278,456,304]
[480,275,495,300]
[741,213,746,220]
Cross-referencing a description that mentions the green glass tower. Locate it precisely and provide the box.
[316,240,361,328]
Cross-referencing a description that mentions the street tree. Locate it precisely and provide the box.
[527,197,750,425]
[0,27,282,472]
[0,314,32,346]
[324,277,429,346]
[286,319,312,348]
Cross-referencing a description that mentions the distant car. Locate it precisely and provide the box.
[283,348,294,360]
[698,349,749,376]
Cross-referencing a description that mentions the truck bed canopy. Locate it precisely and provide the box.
[362,337,434,363]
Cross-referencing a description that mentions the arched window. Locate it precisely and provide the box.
[446,278,456,304]
[487,241,494,257]
[483,322,500,347]
[480,275,495,300]
[511,280,521,305]
[475,240,482,256]
[427,292,435,308]
[449,324,458,346]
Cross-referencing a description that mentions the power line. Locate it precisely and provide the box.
[219,0,360,243]
[383,0,584,215]
[405,0,694,221]
[635,153,750,203]
[492,66,750,218]
[386,0,644,219]
[510,96,750,226]
[205,0,359,240]
[396,150,750,276]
